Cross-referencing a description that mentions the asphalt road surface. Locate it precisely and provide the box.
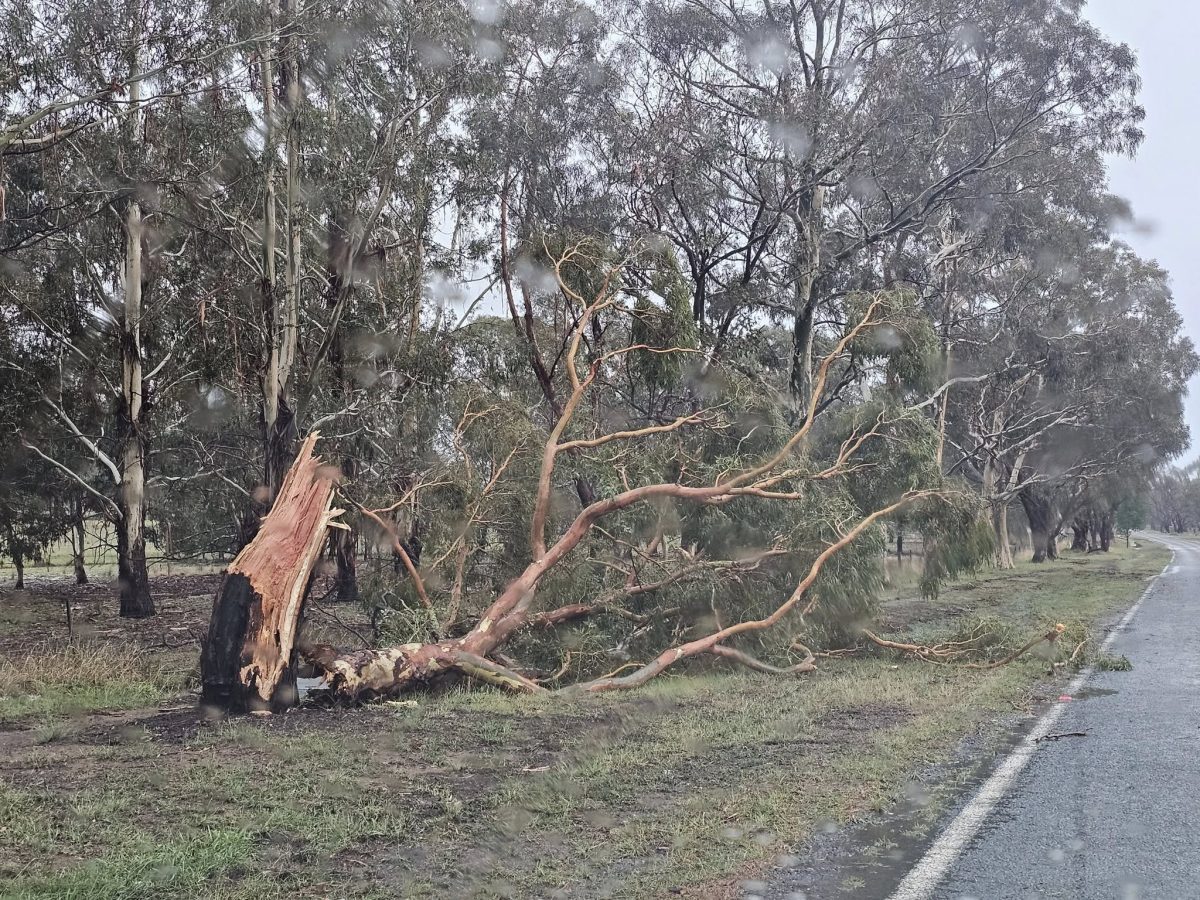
[904,533,1200,900]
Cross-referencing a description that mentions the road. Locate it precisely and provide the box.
[895,533,1200,900]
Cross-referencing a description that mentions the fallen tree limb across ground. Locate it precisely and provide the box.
[200,278,987,709]
[861,623,1067,670]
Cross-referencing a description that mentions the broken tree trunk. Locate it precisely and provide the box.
[200,433,343,711]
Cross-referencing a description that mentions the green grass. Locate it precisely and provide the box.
[0,542,1170,899]
[1,829,260,900]
[884,542,1166,642]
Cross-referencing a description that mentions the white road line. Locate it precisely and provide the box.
[886,549,1176,900]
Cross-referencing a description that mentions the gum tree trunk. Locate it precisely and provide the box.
[71,497,88,585]
[116,5,154,618]
[116,184,153,618]
[981,446,1015,569]
[788,183,825,413]
[1071,519,1088,552]
[992,500,1014,569]
[1020,489,1056,563]
[1100,512,1114,552]
[8,525,24,589]
[256,0,300,515]
[201,433,341,711]
[328,433,358,601]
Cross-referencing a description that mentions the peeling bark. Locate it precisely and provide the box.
[116,11,153,619]
[300,641,545,698]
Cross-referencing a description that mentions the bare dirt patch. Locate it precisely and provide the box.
[0,573,221,655]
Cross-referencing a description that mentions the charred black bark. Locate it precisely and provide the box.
[201,572,298,713]
[115,383,154,618]
[574,476,596,508]
[200,572,256,710]
[790,295,816,410]
[237,399,300,551]
[393,522,423,574]
[264,397,298,505]
[201,435,336,713]
[115,507,154,618]
[331,523,358,602]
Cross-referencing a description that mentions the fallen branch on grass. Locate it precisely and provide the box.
[860,623,1066,670]
[1051,638,1089,673]
[709,643,817,675]
[202,280,976,710]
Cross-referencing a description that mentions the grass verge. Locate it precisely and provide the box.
[0,542,1170,899]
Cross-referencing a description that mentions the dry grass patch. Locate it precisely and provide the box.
[0,641,190,724]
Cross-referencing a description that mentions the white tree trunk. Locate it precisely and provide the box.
[117,0,153,618]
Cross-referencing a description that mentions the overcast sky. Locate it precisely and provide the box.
[1085,0,1200,462]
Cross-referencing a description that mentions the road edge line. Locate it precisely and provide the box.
[885,549,1175,900]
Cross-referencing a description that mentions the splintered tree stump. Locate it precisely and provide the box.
[201,433,343,711]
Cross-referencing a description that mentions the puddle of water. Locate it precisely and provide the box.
[1068,686,1118,701]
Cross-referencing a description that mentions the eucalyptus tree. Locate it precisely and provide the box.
[944,235,1194,562]
[0,0,244,614]
[1011,247,1194,559]
[614,0,1143,421]
[1149,467,1200,534]
[205,242,995,708]
[3,0,1194,664]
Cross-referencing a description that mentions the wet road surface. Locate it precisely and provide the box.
[911,533,1200,899]
[759,534,1199,900]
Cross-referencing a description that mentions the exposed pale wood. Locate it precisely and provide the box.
[201,432,341,709]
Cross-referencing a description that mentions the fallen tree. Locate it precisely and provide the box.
[201,247,990,710]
